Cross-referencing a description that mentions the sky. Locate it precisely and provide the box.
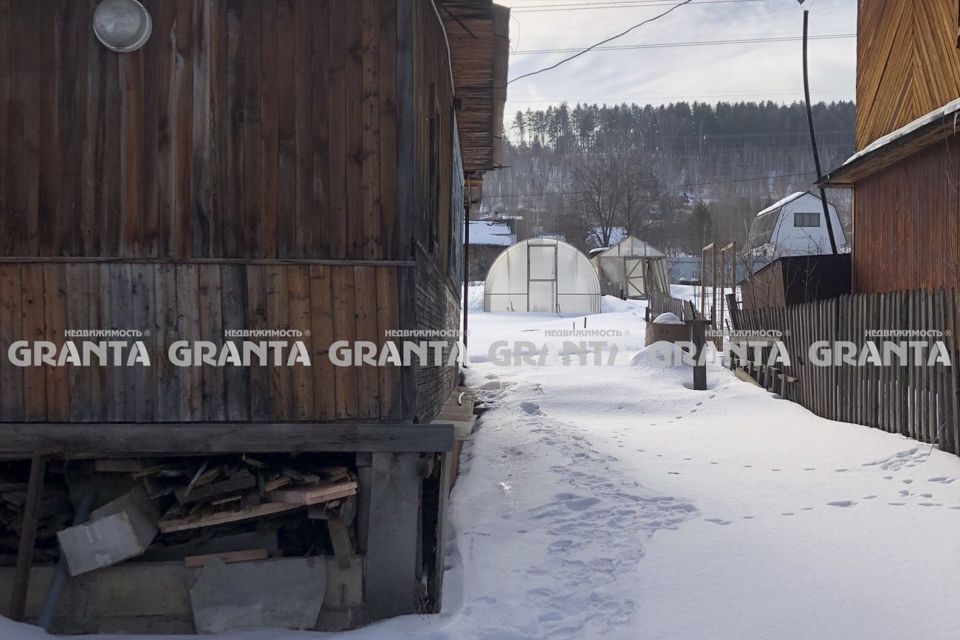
[500,0,857,117]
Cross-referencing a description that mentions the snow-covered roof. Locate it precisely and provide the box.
[755,192,808,218]
[842,97,960,167]
[469,221,514,246]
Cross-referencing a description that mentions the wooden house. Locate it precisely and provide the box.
[744,192,848,259]
[0,0,509,632]
[821,0,960,293]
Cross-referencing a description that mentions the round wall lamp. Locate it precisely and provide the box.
[92,0,152,53]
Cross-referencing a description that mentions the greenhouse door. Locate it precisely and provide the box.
[527,243,558,312]
[624,257,646,298]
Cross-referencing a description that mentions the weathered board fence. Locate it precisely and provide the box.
[730,288,960,455]
[647,291,700,322]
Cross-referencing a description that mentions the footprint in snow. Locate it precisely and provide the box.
[804,468,816,471]
[782,512,795,516]
[929,476,956,484]
[862,495,877,500]
[902,479,914,484]
[705,518,731,525]
[920,493,934,498]
[519,401,542,415]
[827,500,857,508]
[561,496,600,512]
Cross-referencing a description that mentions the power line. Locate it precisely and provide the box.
[508,0,696,85]
[506,91,854,103]
[482,171,818,198]
[512,33,854,55]
[512,0,760,12]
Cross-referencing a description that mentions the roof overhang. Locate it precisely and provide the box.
[437,1,510,174]
[820,99,960,187]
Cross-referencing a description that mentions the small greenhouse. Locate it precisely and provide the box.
[483,239,601,314]
[590,236,669,299]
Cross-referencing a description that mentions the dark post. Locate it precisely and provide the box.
[462,189,470,357]
[689,319,711,391]
[803,9,839,254]
[9,452,49,621]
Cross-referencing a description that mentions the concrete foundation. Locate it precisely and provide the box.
[0,556,363,634]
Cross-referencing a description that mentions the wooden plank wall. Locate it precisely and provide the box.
[414,248,461,423]
[732,288,960,456]
[0,0,402,261]
[856,0,960,149]
[0,262,406,423]
[740,262,786,310]
[412,0,456,274]
[0,0,467,427]
[852,137,960,293]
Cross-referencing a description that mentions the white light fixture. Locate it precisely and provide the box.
[93,0,152,53]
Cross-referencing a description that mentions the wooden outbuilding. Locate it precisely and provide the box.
[0,0,508,632]
[739,254,852,310]
[821,0,960,294]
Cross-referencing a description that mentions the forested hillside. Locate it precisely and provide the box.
[482,101,856,255]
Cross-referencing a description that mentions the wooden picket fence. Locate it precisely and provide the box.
[648,291,700,323]
[730,289,960,455]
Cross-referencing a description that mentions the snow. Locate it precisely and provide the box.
[6,286,960,640]
[653,312,682,325]
[840,97,960,168]
[754,191,807,218]
[469,221,514,247]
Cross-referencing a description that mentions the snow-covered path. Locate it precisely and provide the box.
[4,292,960,640]
[433,293,960,640]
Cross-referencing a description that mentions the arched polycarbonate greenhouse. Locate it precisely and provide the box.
[483,239,602,314]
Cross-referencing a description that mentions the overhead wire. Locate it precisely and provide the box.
[512,33,854,55]
[507,0,696,85]
[482,171,819,198]
[511,0,761,12]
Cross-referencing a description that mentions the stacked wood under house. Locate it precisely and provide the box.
[0,0,509,633]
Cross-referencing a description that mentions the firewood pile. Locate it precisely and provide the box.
[0,454,359,574]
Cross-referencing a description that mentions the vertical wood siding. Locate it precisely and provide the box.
[0,0,402,261]
[852,137,960,293]
[0,262,407,423]
[0,0,465,426]
[857,0,960,149]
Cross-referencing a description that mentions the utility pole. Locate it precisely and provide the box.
[802,8,839,254]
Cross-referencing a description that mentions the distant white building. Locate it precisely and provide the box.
[745,191,848,258]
